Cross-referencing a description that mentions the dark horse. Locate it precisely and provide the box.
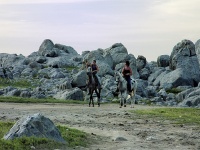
[86,66,101,107]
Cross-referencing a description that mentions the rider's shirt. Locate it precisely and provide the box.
[92,64,97,74]
[122,66,131,78]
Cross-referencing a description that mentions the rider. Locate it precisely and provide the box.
[91,60,101,86]
[122,60,132,93]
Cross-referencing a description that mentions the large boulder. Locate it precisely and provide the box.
[166,39,200,87]
[106,43,129,67]
[38,39,55,56]
[3,113,66,143]
[170,39,197,70]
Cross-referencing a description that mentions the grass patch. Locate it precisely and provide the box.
[0,121,90,150]
[0,78,33,88]
[58,125,89,147]
[64,66,79,71]
[132,107,200,125]
[166,88,183,94]
[0,96,87,104]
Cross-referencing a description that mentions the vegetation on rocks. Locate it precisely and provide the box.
[166,88,183,94]
[0,78,33,88]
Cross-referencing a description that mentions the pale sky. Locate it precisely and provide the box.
[0,0,200,61]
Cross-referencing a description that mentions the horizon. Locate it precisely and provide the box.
[0,0,200,61]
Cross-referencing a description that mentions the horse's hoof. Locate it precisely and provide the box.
[124,105,126,107]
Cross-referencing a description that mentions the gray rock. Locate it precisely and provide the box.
[139,68,150,80]
[50,69,65,79]
[106,43,129,67]
[136,55,147,71]
[54,88,84,101]
[158,89,167,101]
[115,136,128,141]
[148,67,165,84]
[36,56,46,63]
[72,70,87,87]
[38,39,54,56]
[176,88,196,103]
[178,95,200,107]
[195,39,200,64]
[168,39,200,87]
[157,55,170,67]
[0,67,5,78]
[136,79,148,97]
[57,79,72,90]
[98,61,114,76]
[20,90,31,98]
[6,89,21,97]
[146,86,158,97]
[3,113,66,144]
[54,44,78,55]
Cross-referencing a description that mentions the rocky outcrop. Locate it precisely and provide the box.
[0,38,200,107]
[158,39,200,88]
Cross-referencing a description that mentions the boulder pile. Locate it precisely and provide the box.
[0,39,200,107]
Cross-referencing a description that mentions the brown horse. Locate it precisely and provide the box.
[86,66,101,107]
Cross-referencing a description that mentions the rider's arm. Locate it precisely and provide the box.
[130,68,132,76]
[96,65,99,72]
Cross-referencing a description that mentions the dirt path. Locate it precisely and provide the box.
[0,103,199,150]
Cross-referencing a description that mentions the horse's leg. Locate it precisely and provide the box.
[89,88,92,107]
[120,92,123,108]
[91,88,94,107]
[122,91,127,107]
[94,88,100,107]
[130,89,136,108]
[98,87,101,107]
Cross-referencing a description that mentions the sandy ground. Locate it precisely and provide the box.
[0,102,199,150]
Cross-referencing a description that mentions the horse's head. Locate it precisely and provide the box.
[87,66,92,76]
[114,71,121,83]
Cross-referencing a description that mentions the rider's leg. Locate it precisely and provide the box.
[127,77,132,93]
[93,73,98,86]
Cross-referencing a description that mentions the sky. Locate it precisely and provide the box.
[0,0,200,61]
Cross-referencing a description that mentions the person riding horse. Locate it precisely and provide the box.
[122,60,132,94]
[91,60,100,86]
